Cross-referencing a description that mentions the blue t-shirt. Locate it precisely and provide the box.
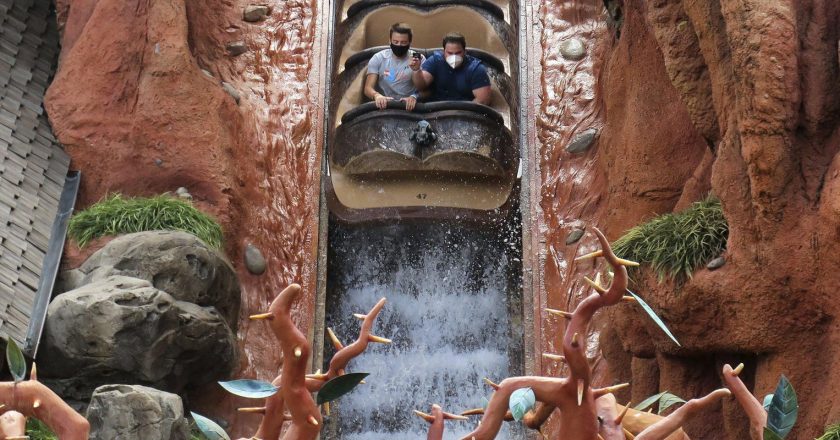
[421,51,491,101]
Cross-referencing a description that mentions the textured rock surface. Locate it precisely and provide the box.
[40,276,236,398]
[535,1,840,439]
[46,0,326,435]
[87,384,189,440]
[60,231,240,328]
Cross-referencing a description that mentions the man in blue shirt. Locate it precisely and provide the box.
[411,32,492,104]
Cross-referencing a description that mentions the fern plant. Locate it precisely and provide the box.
[612,196,728,282]
[68,194,223,248]
[817,424,840,440]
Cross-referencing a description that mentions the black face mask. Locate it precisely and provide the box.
[390,43,410,57]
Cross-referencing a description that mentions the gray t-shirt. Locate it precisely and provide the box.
[367,49,425,99]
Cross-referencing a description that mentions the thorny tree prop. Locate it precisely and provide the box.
[419,228,737,440]
[243,283,390,440]
[0,363,90,439]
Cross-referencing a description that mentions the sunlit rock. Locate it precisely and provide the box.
[87,384,189,440]
[41,276,236,399]
[58,231,240,328]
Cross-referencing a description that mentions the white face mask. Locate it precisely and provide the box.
[446,54,463,69]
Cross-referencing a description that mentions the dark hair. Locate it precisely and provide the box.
[441,32,466,49]
[389,23,413,42]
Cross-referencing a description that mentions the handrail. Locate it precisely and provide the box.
[346,0,505,20]
[340,100,505,125]
[343,46,505,73]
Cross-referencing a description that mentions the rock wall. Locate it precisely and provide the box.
[45,0,327,435]
[534,0,840,438]
[43,0,840,437]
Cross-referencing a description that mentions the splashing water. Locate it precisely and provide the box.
[325,223,522,439]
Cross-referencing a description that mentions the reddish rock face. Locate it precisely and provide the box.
[535,0,840,438]
[46,0,840,438]
[46,0,326,436]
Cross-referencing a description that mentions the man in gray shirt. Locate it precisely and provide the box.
[364,23,425,111]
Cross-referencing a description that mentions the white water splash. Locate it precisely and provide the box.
[326,225,521,439]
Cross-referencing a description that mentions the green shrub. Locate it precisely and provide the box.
[68,194,223,248]
[26,418,57,440]
[612,196,728,282]
[818,424,840,440]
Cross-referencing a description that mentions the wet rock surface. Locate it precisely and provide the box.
[59,231,240,328]
[565,128,598,154]
[87,384,189,440]
[221,82,240,105]
[40,276,236,398]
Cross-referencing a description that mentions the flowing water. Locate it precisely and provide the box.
[325,222,523,439]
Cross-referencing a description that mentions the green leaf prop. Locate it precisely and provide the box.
[191,412,230,440]
[6,339,26,382]
[634,391,667,412]
[765,375,798,438]
[218,379,278,399]
[508,387,536,421]
[658,392,686,414]
[764,427,784,440]
[763,394,773,411]
[626,289,681,346]
[316,372,369,404]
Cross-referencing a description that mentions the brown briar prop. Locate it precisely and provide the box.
[242,283,389,440]
[0,363,90,440]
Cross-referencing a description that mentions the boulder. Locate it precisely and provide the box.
[87,385,189,440]
[243,5,270,22]
[40,276,236,398]
[59,231,240,328]
[244,243,266,275]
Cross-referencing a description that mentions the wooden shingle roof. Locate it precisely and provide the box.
[0,0,77,355]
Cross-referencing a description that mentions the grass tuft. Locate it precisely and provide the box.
[26,418,57,440]
[68,194,223,249]
[818,424,840,440]
[612,196,728,282]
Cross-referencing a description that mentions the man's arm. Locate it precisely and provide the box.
[472,86,492,105]
[364,73,390,109]
[413,70,433,91]
[363,73,379,100]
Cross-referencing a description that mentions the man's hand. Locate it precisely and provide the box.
[401,95,417,111]
[409,56,422,72]
[374,93,391,109]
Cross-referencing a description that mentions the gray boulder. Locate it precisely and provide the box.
[87,384,189,440]
[60,231,240,328]
[40,276,236,399]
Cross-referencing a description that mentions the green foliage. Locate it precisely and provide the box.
[612,196,728,282]
[6,339,26,382]
[626,289,681,346]
[508,387,536,421]
[218,379,278,399]
[633,391,685,415]
[317,372,370,404]
[191,412,230,440]
[26,418,57,440]
[817,423,840,440]
[68,194,223,248]
[766,375,798,439]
